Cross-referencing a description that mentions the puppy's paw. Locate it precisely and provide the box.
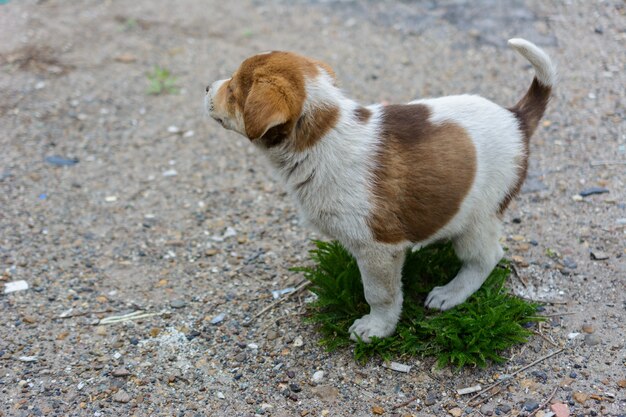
[349,314,396,343]
[425,284,469,311]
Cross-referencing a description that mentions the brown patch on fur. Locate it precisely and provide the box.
[355,106,372,124]
[292,105,340,151]
[215,52,338,146]
[368,104,476,244]
[499,78,552,214]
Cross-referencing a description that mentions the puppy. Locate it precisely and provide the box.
[205,39,555,342]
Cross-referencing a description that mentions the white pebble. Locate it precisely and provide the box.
[312,370,324,382]
[167,125,181,133]
[162,169,178,177]
[216,392,225,399]
[4,280,29,294]
[247,343,258,350]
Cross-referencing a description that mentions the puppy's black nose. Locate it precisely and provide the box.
[205,85,210,92]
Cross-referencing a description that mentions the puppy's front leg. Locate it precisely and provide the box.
[349,245,405,342]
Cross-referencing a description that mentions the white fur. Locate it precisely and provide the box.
[206,39,554,342]
[508,38,557,86]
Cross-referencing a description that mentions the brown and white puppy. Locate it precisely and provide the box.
[205,39,555,342]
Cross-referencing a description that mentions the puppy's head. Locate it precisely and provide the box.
[205,51,336,145]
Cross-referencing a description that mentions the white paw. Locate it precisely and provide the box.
[349,314,396,343]
[425,284,470,311]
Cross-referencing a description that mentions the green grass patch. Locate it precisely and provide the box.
[295,241,542,368]
[147,66,179,95]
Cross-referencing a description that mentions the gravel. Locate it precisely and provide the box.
[1,0,625,416]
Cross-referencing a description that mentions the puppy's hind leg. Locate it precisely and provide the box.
[349,245,405,343]
[426,217,504,310]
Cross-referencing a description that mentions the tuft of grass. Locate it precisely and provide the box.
[295,241,542,367]
[147,66,179,95]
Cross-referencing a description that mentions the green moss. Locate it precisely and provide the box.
[294,241,542,367]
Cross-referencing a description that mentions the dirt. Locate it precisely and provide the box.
[1,0,624,416]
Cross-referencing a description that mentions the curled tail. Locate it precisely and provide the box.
[507,38,556,139]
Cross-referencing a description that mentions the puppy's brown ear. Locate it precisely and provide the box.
[244,78,291,140]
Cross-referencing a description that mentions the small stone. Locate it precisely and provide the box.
[511,255,528,267]
[4,280,29,294]
[522,399,539,412]
[424,392,437,406]
[162,169,178,177]
[95,326,107,336]
[579,187,609,197]
[167,125,181,134]
[582,325,594,334]
[104,195,118,202]
[497,404,511,413]
[480,404,494,416]
[205,249,218,256]
[266,330,279,340]
[113,390,131,403]
[170,300,187,309]
[289,383,302,393]
[149,327,160,337]
[550,402,569,417]
[590,251,609,260]
[22,316,37,324]
[286,370,295,379]
[111,368,130,377]
[247,343,258,350]
[311,385,339,402]
[210,313,225,324]
[312,370,324,383]
[571,194,583,202]
[584,334,601,346]
[372,406,384,415]
[44,155,79,167]
[573,392,588,404]
[293,336,304,347]
[114,53,137,63]
[216,392,225,399]
[562,258,577,269]
[617,379,626,388]
[449,407,462,417]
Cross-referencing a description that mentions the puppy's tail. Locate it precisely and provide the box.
[507,38,556,140]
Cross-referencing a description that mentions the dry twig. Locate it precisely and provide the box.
[528,387,559,417]
[253,280,311,320]
[467,348,565,406]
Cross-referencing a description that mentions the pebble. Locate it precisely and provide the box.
[247,343,258,350]
[573,392,588,404]
[111,368,130,377]
[170,300,187,309]
[449,407,462,417]
[582,324,594,334]
[311,385,339,402]
[289,383,302,393]
[286,370,295,379]
[167,125,181,134]
[522,399,539,412]
[4,280,29,294]
[424,392,437,406]
[266,330,279,340]
[210,313,225,324]
[480,404,494,416]
[44,155,79,167]
[579,187,609,197]
[618,379,626,388]
[590,251,609,260]
[293,336,304,347]
[372,406,384,415]
[162,169,178,177]
[562,257,577,269]
[216,392,225,399]
[112,390,131,403]
[584,334,601,346]
[496,404,511,413]
[312,370,324,383]
[550,402,569,417]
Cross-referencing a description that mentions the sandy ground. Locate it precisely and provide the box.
[1,0,625,416]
